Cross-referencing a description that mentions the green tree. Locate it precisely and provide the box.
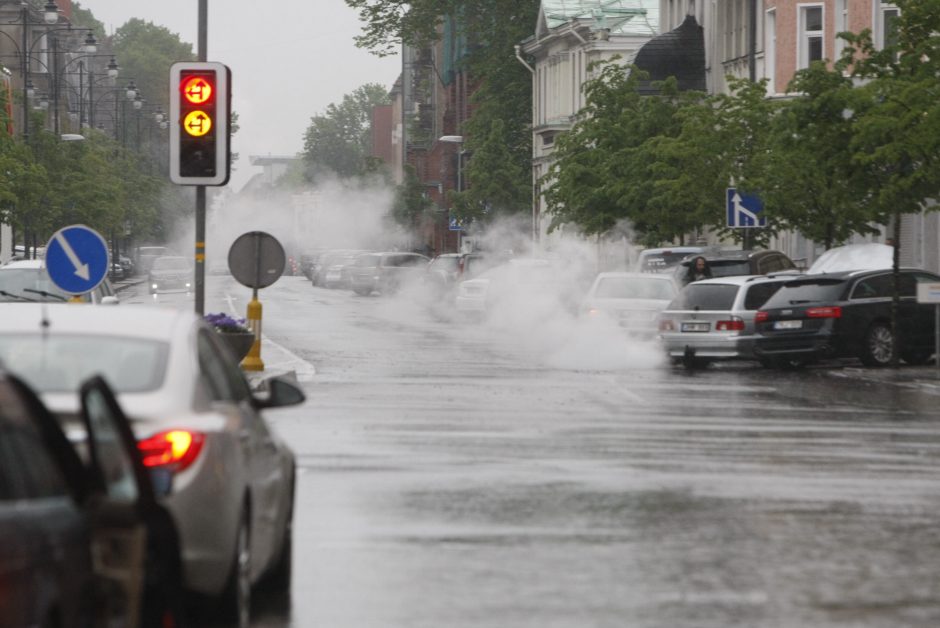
[741,64,876,249]
[71,2,107,41]
[346,0,538,223]
[302,83,390,180]
[112,18,195,113]
[390,164,434,230]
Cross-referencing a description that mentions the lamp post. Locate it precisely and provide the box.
[439,135,467,252]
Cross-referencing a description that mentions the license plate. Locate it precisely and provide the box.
[681,322,710,332]
[774,320,803,330]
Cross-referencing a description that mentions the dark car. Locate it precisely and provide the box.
[753,268,940,368]
[148,255,193,294]
[350,252,430,295]
[0,371,184,628]
[674,249,798,285]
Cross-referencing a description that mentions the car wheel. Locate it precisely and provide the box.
[860,322,895,367]
[900,347,932,366]
[220,508,251,628]
[353,287,371,296]
[266,472,294,594]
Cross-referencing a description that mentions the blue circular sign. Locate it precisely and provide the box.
[44,225,110,295]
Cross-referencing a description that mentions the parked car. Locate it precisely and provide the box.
[806,242,893,274]
[0,304,306,624]
[0,259,118,304]
[148,255,193,294]
[425,252,494,298]
[350,252,430,295]
[753,268,940,368]
[582,272,679,338]
[320,251,367,289]
[0,370,185,628]
[455,258,563,319]
[299,251,323,281]
[658,274,792,368]
[635,246,707,273]
[119,254,136,277]
[673,249,798,285]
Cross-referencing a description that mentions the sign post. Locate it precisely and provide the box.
[228,231,286,371]
[44,225,110,301]
[916,282,940,376]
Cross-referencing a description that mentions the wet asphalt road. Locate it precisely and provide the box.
[128,275,940,627]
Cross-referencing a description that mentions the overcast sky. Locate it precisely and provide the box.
[82,0,401,191]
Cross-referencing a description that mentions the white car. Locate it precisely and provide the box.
[455,258,557,317]
[0,259,119,304]
[0,304,305,626]
[582,272,679,337]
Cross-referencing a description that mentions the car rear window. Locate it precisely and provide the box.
[743,282,785,310]
[430,257,460,272]
[708,260,752,277]
[667,284,739,310]
[595,277,675,300]
[151,257,190,271]
[762,279,847,308]
[0,335,169,393]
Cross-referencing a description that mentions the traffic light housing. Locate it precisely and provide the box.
[169,62,231,186]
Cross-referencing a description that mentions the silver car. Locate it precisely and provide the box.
[582,272,679,337]
[0,304,305,626]
[657,275,790,368]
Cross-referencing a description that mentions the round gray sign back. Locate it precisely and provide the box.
[228,231,285,289]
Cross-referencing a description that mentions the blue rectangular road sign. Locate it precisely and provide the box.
[726,188,766,228]
[448,216,463,232]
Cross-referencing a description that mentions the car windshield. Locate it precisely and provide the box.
[762,279,847,307]
[668,284,739,310]
[152,257,190,271]
[0,269,70,302]
[356,255,380,268]
[594,276,675,300]
[0,334,169,393]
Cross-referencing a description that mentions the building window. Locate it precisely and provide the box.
[798,4,824,68]
[834,0,848,60]
[878,6,900,50]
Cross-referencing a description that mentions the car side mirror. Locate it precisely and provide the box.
[253,375,305,410]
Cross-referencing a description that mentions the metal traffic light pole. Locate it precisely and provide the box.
[194,0,208,315]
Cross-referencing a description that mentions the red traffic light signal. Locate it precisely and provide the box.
[169,62,230,186]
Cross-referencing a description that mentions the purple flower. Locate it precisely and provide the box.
[204,312,250,333]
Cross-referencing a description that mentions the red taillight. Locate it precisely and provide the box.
[138,430,205,472]
[806,306,842,319]
[755,311,769,323]
[715,317,745,332]
[659,319,675,332]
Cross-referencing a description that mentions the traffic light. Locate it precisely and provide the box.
[169,62,231,186]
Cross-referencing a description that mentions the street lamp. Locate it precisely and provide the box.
[43,1,58,25]
[439,135,465,192]
[82,31,96,54]
[106,57,119,79]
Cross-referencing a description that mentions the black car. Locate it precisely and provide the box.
[0,371,185,627]
[674,249,798,285]
[753,268,940,367]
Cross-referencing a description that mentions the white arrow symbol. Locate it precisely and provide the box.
[55,231,90,281]
[732,192,759,226]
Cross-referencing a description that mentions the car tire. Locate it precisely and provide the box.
[220,508,251,628]
[353,287,371,296]
[860,322,895,367]
[266,472,294,594]
[900,347,932,366]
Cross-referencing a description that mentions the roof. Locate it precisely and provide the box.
[634,14,706,94]
[807,243,893,274]
[540,0,658,36]
[0,303,196,342]
[689,274,792,286]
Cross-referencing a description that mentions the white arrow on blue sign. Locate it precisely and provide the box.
[726,188,766,228]
[44,224,110,295]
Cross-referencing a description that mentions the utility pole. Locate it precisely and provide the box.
[194,0,208,315]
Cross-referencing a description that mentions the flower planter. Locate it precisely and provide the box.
[219,331,256,362]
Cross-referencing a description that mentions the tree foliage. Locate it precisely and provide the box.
[302,83,390,180]
[112,18,195,113]
[347,0,538,224]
